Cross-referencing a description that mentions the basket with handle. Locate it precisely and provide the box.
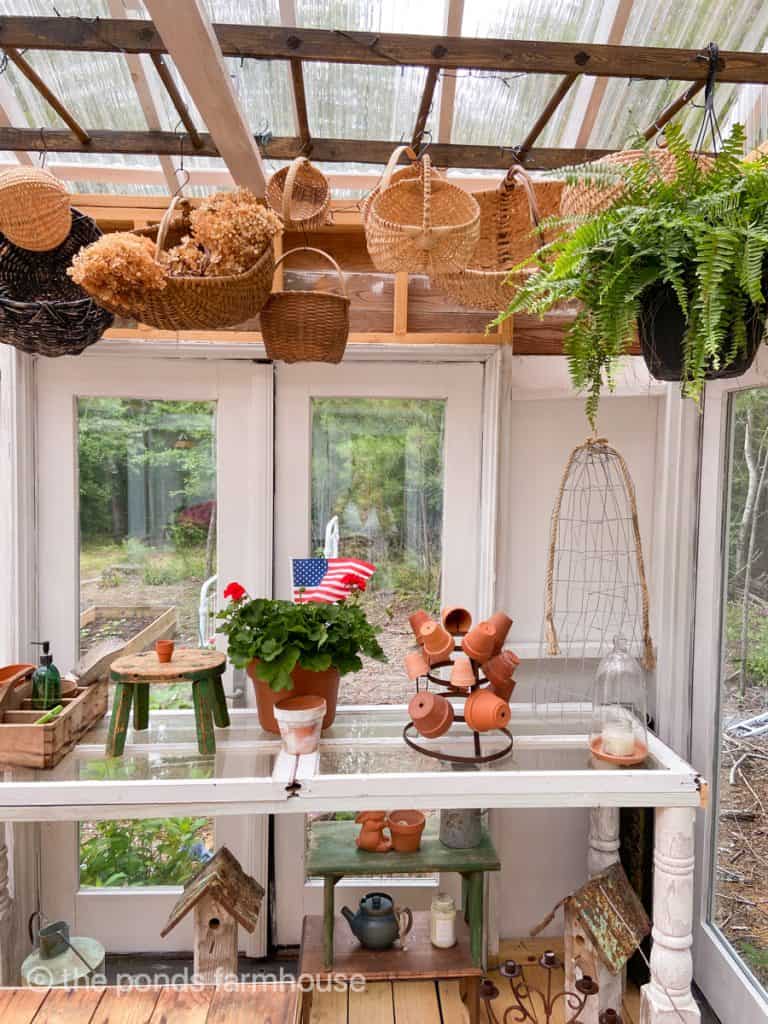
[107,195,275,331]
[360,145,425,225]
[432,165,564,310]
[0,167,72,252]
[266,157,330,231]
[260,246,350,363]
[365,153,480,275]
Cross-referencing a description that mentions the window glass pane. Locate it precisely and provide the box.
[311,398,445,705]
[79,817,213,888]
[712,387,768,994]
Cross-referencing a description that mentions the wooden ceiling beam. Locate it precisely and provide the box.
[515,73,579,159]
[412,66,439,150]
[641,81,705,141]
[572,0,634,149]
[278,0,310,153]
[3,45,90,144]
[3,17,768,84]
[437,0,464,144]
[148,53,204,150]
[0,126,616,169]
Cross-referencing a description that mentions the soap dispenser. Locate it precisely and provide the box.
[31,641,61,711]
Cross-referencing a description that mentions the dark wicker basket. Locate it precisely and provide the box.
[0,209,114,357]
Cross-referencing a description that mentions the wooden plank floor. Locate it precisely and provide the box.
[0,983,298,1023]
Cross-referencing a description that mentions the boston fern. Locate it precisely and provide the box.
[494,124,768,426]
[217,592,386,692]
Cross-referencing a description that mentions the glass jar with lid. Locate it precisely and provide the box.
[430,892,457,949]
[589,636,648,765]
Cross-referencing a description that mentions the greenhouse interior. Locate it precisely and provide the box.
[4,1,768,1022]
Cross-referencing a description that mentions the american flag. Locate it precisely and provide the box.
[292,558,376,604]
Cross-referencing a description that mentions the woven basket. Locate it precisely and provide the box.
[360,145,424,225]
[266,157,330,231]
[260,247,350,363]
[366,153,480,275]
[0,167,72,252]
[101,196,275,331]
[432,167,564,310]
[561,148,714,219]
[0,209,113,357]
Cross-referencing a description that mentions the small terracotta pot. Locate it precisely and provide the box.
[409,610,432,645]
[388,809,426,853]
[404,650,430,682]
[155,639,174,663]
[421,622,454,665]
[482,650,519,700]
[486,611,513,655]
[449,656,476,689]
[462,622,496,663]
[248,661,339,734]
[408,691,454,738]
[464,688,511,732]
[274,694,326,755]
[441,606,473,636]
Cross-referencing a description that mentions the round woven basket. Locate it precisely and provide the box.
[101,196,275,331]
[561,148,714,219]
[360,145,425,225]
[0,167,72,252]
[260,246,350,364]
[0,209,113,356]
[366,154,480,275]
[432,167,564,310]
[266,157,330,231]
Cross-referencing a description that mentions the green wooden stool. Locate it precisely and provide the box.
[108,648,229,757]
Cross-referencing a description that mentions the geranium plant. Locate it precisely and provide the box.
[494,123,768,426]
[217,583,386,692]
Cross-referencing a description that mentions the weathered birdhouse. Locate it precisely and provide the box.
[161,846,265,983]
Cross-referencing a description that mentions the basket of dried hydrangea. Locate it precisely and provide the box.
[69,190,280,332]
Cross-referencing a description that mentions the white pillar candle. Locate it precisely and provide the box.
[602,722,635,757]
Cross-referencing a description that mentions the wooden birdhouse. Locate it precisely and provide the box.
[161,846,265,983]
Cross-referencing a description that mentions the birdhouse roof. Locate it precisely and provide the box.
[567,863,650,974]
[161,846,264,938]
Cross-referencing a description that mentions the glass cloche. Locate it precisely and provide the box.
[589,636,648,765]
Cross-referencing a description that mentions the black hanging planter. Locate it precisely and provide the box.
[638,281,766,383]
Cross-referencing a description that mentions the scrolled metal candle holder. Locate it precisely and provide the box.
[478,951,603,1024]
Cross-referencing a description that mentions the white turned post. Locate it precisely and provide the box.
[640,806,700,1024]
[588,805,621,876]
[0,824,13,985]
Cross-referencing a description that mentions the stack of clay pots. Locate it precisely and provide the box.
[404,606,520,739]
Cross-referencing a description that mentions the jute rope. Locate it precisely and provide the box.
[544,437,656,670]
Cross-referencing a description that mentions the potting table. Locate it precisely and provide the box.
[304,818,500,971]
[107,648,229,756]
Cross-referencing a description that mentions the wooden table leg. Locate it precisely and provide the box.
[466,871,484,968]
[209,675,231,728]
[461,976,480,1024]
[133,683,149,731]
[192,679,216,755]
[106,683,134,757]
[323,876,339,970]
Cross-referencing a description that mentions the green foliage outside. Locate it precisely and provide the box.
[80,817,210,887]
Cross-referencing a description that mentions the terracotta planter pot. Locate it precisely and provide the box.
[486,611,513,655]
[155,639,174,663]
[482,650,519,700]
[408,610,432,645]
[248,661,340,734]
[449,655,476,689]
[464,688,510,732]
[441,606,472,636]
[274,694,326,755]
[388,809,426,853]
[421,622,454,665]
[462,622,496,663]
[408,691,454,738]
[404,650,430,682]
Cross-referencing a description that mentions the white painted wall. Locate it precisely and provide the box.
[492,353,663,938]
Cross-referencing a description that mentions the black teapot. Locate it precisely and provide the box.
[341,892,413,951]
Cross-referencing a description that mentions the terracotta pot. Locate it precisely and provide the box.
[274,694,326,755]
[155,639,174,663]
[388,809,426,853]
[248,661,339,734]
[449,656,476,689]
[409,610,432,644]
[482,651,519,700]
[421,622,454,665]
[464,688,510,732]
[404,650,430,682]
[441,606,473,636]
[462,622,496,663]
[486,611,513,655]
[408,691,454,738]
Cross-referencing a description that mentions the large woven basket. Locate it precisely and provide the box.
[0,167,71,252]
[266,157,330,231]
[366,153,480,275]
[105,196,275,331]
[432,167,564,310]
[360,145,425,225]
[0,209,113,356]
[561,148,714,219]
[260,247,350,363]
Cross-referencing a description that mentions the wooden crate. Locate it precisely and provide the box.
[0,681,108,769]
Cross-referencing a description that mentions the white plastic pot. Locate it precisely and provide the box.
[274,694,327,755]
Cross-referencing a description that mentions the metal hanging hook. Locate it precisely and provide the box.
[38,126,47,169]
[172,127,189,198]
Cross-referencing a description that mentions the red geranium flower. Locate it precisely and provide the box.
[224,581,247,602]
[341,574,366,591]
